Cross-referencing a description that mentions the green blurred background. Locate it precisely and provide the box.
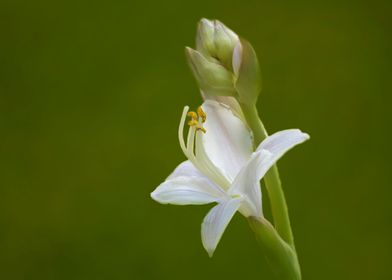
[1,0,391,279]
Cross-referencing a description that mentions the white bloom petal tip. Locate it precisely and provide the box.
[297,131,310,143]
[150,189,171,204]
[256,129,311,154]
[291,129,310,141]
[206,248,214,258]
[201,198,242,257]
[150,188,170,204]
[150,190,160,203]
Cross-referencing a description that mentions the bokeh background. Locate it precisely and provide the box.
[1,0,391,279]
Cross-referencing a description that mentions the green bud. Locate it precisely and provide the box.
[185,47,236,97]
[196,19,216,59]
[196,18,239,70]
[189,19,262,105]
[233,39,262,105]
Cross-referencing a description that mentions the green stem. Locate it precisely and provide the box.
[240,102,295,247]
[248,217,301,280]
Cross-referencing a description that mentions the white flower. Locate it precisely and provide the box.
[151,100,309,256]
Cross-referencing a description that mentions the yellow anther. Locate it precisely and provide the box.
[187,111,198,120]
[196,125,206,133]
[197,106,207,123]
[187,107,207,133]
[188,119,199,127]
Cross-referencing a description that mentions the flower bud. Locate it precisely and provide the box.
[196,18,239,70]
[233,39,262,105]
[185,47,236,97]
[195,19,215,59]
[188,19,262,105]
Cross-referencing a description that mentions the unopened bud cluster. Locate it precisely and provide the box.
[186,19,262,105]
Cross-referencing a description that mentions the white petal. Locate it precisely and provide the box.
[229,150,273,218]
[167,160,204,180]
[256,129,310,162]
[229,130,310,217]
[201,93,245,121]
[151,161,227,205]
[201,198,242,257]
[199,100,253,182]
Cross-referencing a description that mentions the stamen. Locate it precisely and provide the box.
[178,105,229,191]
[197,106,207,123]
[187,111,198,120]
[187,106,206,133]
[188,119,199,126]
[178,106,190,157]
[196,125,206,133]
[187,126,196,154]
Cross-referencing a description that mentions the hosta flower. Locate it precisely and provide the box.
[151,100,309,256]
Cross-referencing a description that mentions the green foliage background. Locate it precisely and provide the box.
[1,0,391,279]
